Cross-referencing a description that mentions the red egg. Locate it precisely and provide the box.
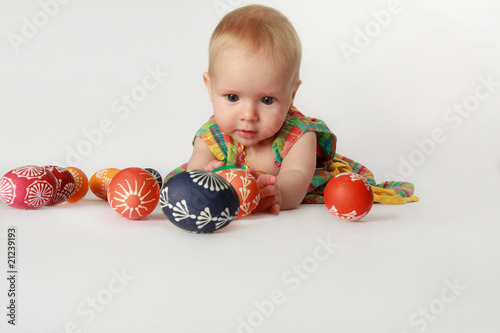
[216,168,260,218]
[324,172,374,222]
[107,167,160,220]
[0,165,58,209]
[44,165,75,205]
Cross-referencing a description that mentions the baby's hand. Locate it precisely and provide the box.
[202,160,225,172]
[248,169,281,215]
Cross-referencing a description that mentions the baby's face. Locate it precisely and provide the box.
[204,46,300,148]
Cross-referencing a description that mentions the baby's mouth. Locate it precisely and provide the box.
[238,130,257,139]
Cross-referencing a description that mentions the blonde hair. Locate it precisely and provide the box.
[208,5,302,81]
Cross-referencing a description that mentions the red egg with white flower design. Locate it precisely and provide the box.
[44,165,75,205]
[216,168,260,219]
[324,172,373,222]
[0,165,58,209]
[107,168,160,220]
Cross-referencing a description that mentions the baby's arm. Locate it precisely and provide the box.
[186,137,224,171]
[252,131,317,214]
[276,131,317,210]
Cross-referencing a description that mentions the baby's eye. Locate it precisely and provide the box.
[261,97,275,105]
[226,94,239,102]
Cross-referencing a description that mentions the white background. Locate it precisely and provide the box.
[0,1,499,332]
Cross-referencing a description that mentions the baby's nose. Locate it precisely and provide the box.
[241,103,259,122]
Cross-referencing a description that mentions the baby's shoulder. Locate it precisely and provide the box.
[283,107,328,133]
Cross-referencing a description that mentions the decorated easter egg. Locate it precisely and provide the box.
[144,168,162,188]
[90,168,121,200]
[324,172,373,222]
[160,169,240,233]
[107,167,160,220]
[65,167,89,203]
[44,165,75,205]
[0,165,58,209]
[216,168,260,218]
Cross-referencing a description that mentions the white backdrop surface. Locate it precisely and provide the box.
[0,1,499,332]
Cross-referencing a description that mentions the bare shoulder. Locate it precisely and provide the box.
[187,137,217,169]
[280,131,317,173]
[276,131,318,209]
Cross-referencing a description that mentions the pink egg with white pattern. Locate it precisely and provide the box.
[0,165,58,209]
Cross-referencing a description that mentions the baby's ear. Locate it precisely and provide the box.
[291,79,302,103]
[203,72,213,101]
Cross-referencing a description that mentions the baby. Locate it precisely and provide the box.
[168,5,418,214]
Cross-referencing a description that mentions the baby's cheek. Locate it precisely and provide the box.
[269,113,289,132]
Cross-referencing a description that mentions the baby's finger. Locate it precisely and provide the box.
[246,168,258,179]
[259,184,279,199]
[269,203,280,215]
[203,160,225,172]
[252,195,279,214]
[256,173,277,188]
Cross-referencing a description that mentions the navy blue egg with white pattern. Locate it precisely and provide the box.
[160,170,240,233]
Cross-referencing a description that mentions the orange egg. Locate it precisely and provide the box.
[89,168,121,200]
[216,168,260,219]
[65,167,89,203]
